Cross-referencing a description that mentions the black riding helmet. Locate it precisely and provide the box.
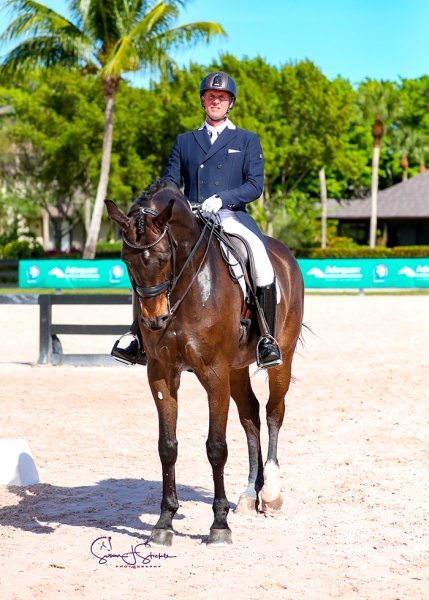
[199,71,237,102]
[199,72,236,120]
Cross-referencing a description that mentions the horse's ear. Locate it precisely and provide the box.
[104,199,131,231]
[153,199,175,232]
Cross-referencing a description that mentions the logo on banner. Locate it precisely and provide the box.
[109,264,125,283]
[398,265,429,279]
[48,266,100,280]
[26,265,40,284]
[306,265,363,281]
[373,263,388,283]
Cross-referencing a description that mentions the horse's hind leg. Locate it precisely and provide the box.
[230,368,264,514]
[261,356,294,514]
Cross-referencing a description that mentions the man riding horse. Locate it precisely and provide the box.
[112,71,281,368]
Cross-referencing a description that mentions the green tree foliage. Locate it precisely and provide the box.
[0,68,104,248]
[199,55,354,240]
[0,0,226,258]
[3,49,429,251]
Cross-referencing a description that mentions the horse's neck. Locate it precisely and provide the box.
[172,215,219,272]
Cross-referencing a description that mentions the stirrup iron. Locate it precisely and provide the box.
[256,335,283,369]
[111,332,141,366]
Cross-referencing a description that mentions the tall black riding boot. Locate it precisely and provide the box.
[256,281,282,368]
[111,293,147,366]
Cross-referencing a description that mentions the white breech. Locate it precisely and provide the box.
[215,209,275,288]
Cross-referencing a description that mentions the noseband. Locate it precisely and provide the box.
[122,207,177,299]
[123,205,215,317]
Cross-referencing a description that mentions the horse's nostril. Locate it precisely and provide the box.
[141,314,169,330]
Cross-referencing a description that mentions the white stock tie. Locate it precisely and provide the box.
[207,129,218,144]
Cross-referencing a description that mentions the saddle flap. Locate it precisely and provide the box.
[222,231,257,295]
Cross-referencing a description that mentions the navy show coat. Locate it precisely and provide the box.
[163,125,264,211]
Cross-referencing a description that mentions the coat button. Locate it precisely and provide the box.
[214,181,219,186]
[200,164,204,169]
[217,165,222,169]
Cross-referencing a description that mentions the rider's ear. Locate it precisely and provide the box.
[153,199,174,232]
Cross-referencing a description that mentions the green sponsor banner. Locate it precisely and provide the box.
[19,260,131,288]
[18,258,429,289]
[298,258,429,288]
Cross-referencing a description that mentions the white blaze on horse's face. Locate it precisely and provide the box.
[139,292,170,330]
[122,222,172,330]
[131,246,172,330]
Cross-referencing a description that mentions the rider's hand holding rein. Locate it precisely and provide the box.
[201,195,222,214]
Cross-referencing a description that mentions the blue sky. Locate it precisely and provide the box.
[1,0,429,86]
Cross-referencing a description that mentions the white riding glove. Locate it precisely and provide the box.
[201,194,222,214]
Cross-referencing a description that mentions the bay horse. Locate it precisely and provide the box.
[105,180,304,547]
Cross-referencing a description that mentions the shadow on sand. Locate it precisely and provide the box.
[0,477,229,544]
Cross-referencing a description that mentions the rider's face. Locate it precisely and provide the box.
[202,90,232,124]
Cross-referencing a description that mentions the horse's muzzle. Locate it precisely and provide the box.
[140,314,170,330]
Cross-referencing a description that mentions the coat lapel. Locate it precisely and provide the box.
[204,128,239,162]
[193,128,212,154]
[193,127,239,161]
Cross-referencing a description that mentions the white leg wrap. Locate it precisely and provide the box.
[261,460,281,502]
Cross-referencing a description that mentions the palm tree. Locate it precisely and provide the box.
[369,115,385,248]
[391,127,429,181]
[0,0,226,258]
[354,80,401,248]
[319,167,328,248]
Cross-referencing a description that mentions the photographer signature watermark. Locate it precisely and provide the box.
[90,536,177,569]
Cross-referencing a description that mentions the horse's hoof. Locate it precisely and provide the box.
[261,494,283,515]
[234,496,258,515]
[207,528,233,546]
[149,528,174,547]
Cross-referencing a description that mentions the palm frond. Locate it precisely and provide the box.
[101,35,141,74]
[100,2,178,75]
[0,36,95,80]
[130,2,180,39]
[151,21,226,51]
[1,0,79,42]
[71,0,123,45]
[0,0,97,76]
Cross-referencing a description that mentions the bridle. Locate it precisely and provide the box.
[123,207,176,298]
[122,205,215,318]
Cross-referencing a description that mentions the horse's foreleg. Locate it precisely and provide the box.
[230,368,263,514]
[261,358,293,514]
[148,375,179,547]
[205,381,232,546]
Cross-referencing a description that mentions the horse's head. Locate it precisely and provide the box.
[105,181,184,330]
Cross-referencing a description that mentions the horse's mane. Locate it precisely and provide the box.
[135,179,181,207]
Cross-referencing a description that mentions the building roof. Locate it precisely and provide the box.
[326,169,429,220]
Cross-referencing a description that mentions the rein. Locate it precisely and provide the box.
[123,206,215,318]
